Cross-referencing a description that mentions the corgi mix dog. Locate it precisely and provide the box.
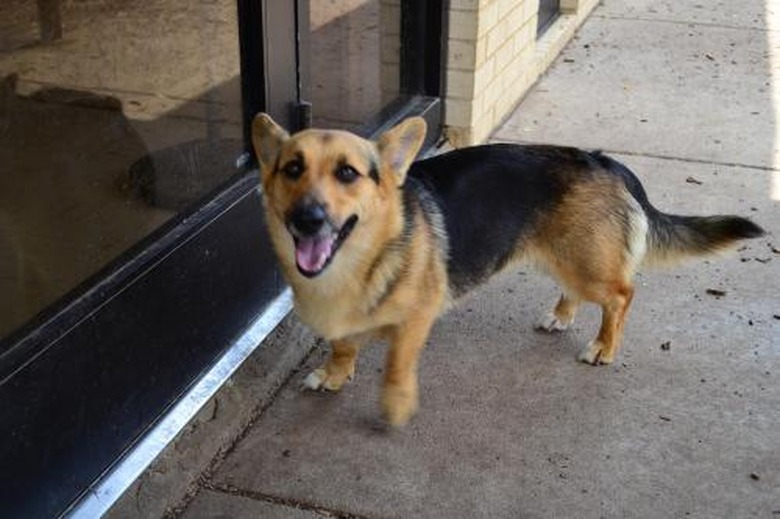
[251,113,764,426]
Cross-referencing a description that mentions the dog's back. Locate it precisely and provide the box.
[409,144,763,299]
[409,144,574,295]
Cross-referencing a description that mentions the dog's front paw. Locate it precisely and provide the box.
[381,383,418,427]
[302,367,353,391]
[535,311,572,332]
[577,340,615,365]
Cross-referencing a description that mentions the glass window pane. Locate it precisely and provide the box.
[308,0,401,130]
[0,0,242,339]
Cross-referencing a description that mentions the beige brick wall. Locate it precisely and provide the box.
[444,0,600,146]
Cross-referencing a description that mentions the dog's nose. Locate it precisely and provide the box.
[289,203,328,236]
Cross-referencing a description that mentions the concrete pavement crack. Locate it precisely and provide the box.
[494,138,780,173]
[597,148,780,173]
[205,482,376,519]
[593,14,775,33]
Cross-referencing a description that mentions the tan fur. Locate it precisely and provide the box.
[502,178,645,363]
[252,114,762,425]
[253,114,444,425]
[252,114,637,424]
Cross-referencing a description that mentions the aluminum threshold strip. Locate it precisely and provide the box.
[64,288,294,519]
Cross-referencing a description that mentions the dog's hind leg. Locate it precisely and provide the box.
[577,282,635,365]
[536,293,580,332]
[303,337,362,391]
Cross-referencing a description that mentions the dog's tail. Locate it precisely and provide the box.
[589,151,766,267]
[644,211,765,266]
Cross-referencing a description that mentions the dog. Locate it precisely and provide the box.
[251,113,765,426]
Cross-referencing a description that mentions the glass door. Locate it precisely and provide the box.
[0,0,244,339]
[297,0,443,141]
[0,2,282,517]
[0,1,443,516]
[304,0,401,129]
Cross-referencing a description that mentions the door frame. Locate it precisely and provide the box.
[288,0,444,138]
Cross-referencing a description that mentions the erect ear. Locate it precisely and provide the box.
[251,113,289,178]
[376,116,427,186]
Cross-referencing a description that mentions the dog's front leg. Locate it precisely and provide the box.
[382,311,437,427]
[303,337,362,391]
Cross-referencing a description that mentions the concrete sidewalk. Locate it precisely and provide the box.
[120,1,779,517]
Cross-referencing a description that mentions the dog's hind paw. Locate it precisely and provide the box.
[535,311,572,332]
[301,367,353,391]
[577,340,615,365]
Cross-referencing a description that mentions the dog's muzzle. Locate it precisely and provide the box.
[287,202,357,277]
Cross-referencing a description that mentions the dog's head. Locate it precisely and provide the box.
[252,113,427,279]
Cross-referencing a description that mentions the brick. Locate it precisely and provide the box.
[449,9,479,40]
[494,38,515,75]
[475,36,489,68]
[444,98,476,127]
[449,0,480,10]
[486,21,508,57]
[498,72,521,102]
[446,69,476,98]
[477,1,499,38]
[472,107,496,143]
[523,0,540,26]
[494,91,520,125]
[473,55,495,94]
[506,3,526,32]
[447,39,477,70]
[503,44,534,88]
[479,74,503,115]
[512,19,535,54]
[443,0,595,146]
[470,89,487,120]
[497,0,521,20]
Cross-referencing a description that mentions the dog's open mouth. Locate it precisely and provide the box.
[294,215,358,277]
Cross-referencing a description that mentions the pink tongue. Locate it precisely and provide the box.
[295,235,335,273]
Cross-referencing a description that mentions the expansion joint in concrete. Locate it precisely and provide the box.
[205,482,374,519]
[496,137,780,173]
[165,339,326,518]
[592,14,774,33]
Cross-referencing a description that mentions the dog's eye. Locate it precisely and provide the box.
[335,165,359,184]
[282,161,304,180]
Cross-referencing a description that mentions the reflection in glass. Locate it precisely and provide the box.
[308,0,401,130]
[0,0,242,339]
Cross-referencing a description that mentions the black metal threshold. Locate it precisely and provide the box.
[64,289,293,517]
[0,172,286,517]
